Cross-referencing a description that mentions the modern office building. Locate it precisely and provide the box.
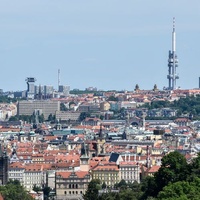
[35,85,54,99]
[58,85,70,96]
[17,100,60,120]
[44,85,54,97]
[26,77,36,99]
[199,77,200,89]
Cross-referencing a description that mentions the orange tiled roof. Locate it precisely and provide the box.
[57,171,89,179]
[147,165,160,173]
[24,164,43,172]
[93,165,119,171]
[119,161,138,166]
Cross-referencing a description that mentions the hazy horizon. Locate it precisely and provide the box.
[0,0,200,92]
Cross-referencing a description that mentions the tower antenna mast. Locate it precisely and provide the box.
[58,69,60,91]
[167,17,179,90]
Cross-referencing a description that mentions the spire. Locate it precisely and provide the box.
[172,17,176,52]
[81,141,88,157]
[99,123,103,140]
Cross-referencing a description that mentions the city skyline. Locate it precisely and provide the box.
[0,1,200,91]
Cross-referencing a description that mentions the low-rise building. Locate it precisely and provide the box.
[55,171,90,200]
[55,111,81,121]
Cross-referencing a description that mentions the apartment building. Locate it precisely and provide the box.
[8,164,24,184]
[9,163,45,191]
[23,164,44,191]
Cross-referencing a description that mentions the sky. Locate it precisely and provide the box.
[0,0,200,92]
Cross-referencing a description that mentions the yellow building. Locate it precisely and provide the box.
[100,102,110,111]
[92,164,119,186]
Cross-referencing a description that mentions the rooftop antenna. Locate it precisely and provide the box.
[58,69,60,91]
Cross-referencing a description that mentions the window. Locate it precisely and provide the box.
[64,191,66,195]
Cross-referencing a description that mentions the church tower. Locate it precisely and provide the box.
[0,143,9,185]
[96,124,106,155]
[80,142,90,171]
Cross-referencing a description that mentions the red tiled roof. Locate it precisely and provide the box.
[57,171,89,179]
[147,165,160,173]
[93,165,119,171]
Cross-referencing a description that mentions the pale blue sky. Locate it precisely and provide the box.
[0,0,200,91]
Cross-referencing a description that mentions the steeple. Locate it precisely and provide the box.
[80,142,89,171]
[0,142,9,185]
[99,123,103,140]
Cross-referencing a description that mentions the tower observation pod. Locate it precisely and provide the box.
[167,17,179,90]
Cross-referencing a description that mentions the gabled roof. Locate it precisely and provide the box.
[56,171,89,179]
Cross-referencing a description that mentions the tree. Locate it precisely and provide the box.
[154,151,189,196]
[83,179,101,200]
[102,182,107,189]
[33,184,42,193]
[119,189,138,200]
[157,178,200,200]
[43,186,51,200]
[0,179,34,200]
[48,114,54,122]
[38,114,44,123]
[107,96,118,101]
[60,103,68,111]
[188,152,200,180]
[153,84,158,91]
[9,115,19,121]
[141,176,158,199]
[115,179,127,189]
[135,84,140,91]
[79,112,91,121]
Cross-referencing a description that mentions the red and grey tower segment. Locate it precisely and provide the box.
[167,17,179,90]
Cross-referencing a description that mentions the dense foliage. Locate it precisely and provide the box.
[84,152,200,200]
[142,95,200,119]
[9,114,45,123]
[0,180,34,200]
[0,96,18,103]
